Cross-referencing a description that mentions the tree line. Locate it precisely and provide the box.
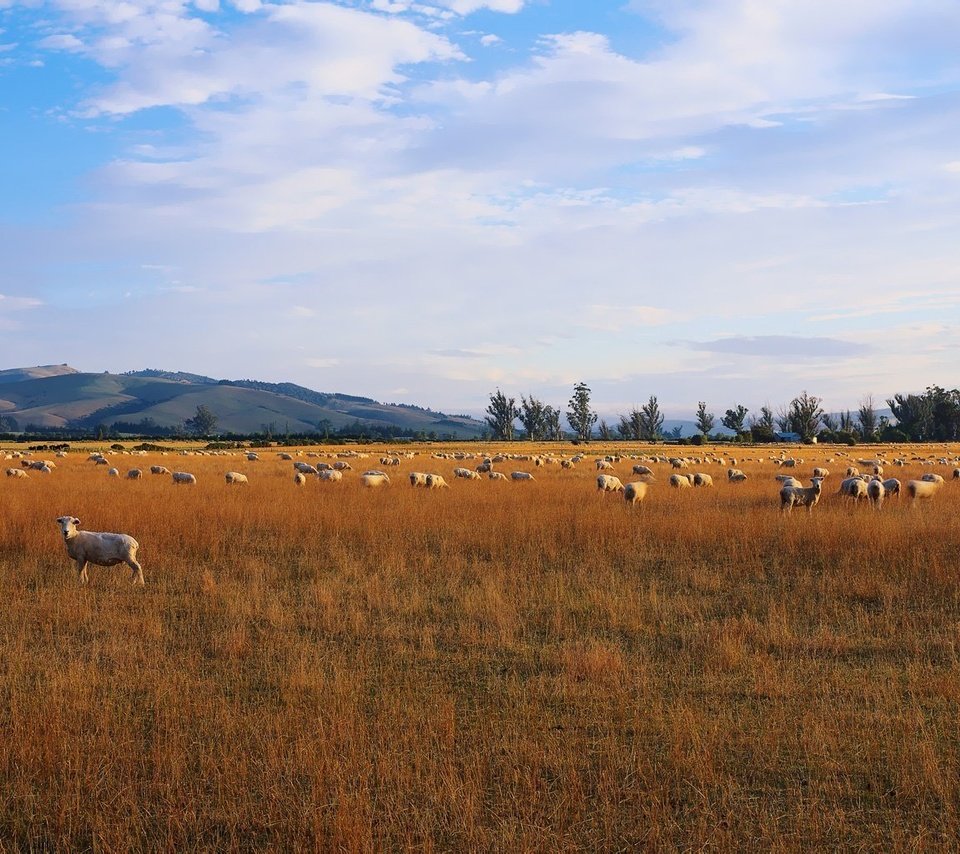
[484,384,960,443]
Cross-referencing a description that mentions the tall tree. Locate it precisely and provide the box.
[566,382,597,442]
[857,395,877,440]
[485,389,519,440]
[788,391,824,441]
[185,404,218,437]
[695,401,715,437]
[543,406,563,441]
[597,420,613,441]
[518,394,546,440]
[721,405,749,435]
[839,410,855,432]
[617,409,642,440]
[639,395,664,440]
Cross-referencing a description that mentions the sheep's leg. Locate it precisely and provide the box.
[127,557,145,586]
[76,559,89,585]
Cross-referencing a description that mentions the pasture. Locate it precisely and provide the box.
[2,442,960,850]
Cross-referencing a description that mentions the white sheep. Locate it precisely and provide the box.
[692,473,713,487]
[920,473,945,485]
[426,474,449,489]
[6,468,27,479]
[318,469,343,482]
[278,452,293,461]
[597,474,625,493]
[907,479,941,502]
[55,516,143,586]
[225,471,248,484]
[294,472,307,486]
[838,477,868,500]
[293,462,318,475]
[333,461,352,471]
[510,472,534,481]
[409,472,428,487]
[780,477,824,513]
[361,472,391,487]
[632,464,653,476]
[150,465,170,475]
[247,452,260,461]
[954,468,960,480]
[727,469,747,483]
[172,471,197,485]
[488,471,508,481]
[596,459,613,471]
[669,473,693,489]
[867,477,885,508]
[623,481,648,505]
[127,469,143,480]
[882,478,901,496]
[812,467,830,479]
[846,466,860,478]
[107,467,120,477]
[560,459,575,470]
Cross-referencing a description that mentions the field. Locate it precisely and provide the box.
[2,443,960,851]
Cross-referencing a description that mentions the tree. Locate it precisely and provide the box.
[566,382,597,442]
[543,406,563,441]
[0,415,18,432]
[617,409,642,440]
[721,405,749,436]
[485,389,519,440]
[668,425,683,440]
[639,395,664,441]
[857,396,877,441]
[787,391,824,441]
[598,420,613,441]
[518,394,547,440]
[695,401,715,437]
[185,405,218,437]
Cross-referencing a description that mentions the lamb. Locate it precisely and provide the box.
[172,471,197,485]
[907,479,941,502]
[510,472,534,481]
[361,472,390,487]
[597,474,625,493]
[623,481,648,505]
[55,516,143,586]
[867,478,885,508]
[669,473,693,489]
[318,469,343,482]
[692,473,713,487]
[425,474,449,488]
[294,472,307,486]
[780,477,824,513]
[150,465,170,475]
[225,471,248,484]
[6,468,27,479]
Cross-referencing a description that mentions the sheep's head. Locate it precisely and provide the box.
[56,516,80,540]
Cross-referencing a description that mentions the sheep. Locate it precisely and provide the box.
[669,473,693,489]
[873,465,884,477]
[294,472,307,486]
[920,473,945,485]
[560,459,575,470]
[318,469,343,482]
[846,466,860,478]
[670,458,689,470]
[954,468,960,480]
[692,473,713,487]
[380,457,401,467]
[907,479,941,503]
[596,459,613,471]
[510,472,534,481]
[780,477,824,513]
[150,465,170,475]
[425,474,449,489]
[172,471,197,485]
[867,478,885,508]
[225,471,248,484]
[776,475,803,489]
[55,516,143,586]
[488,471,508,481]
[882,478,901,496]
[597,474,625,493]
[333,461,352,471]
[409,472,428,487]
[454,468,481,480]
[293,462,318,475]
[246,452,260,461]
[727,469,747,483]
[107,467,120,477]
[6,468,27,479]
[361,471,390,487]
[623,481,648,505]
[812,467,830,479]
[838,477,868,500]
[278,452,293,461]
[632,464,653,476]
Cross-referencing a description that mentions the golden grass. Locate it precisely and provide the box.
[1,442,960,850]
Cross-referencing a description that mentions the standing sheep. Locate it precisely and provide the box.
[669,473,693,489]
[907,479,941,503]
[172,472,197,485]
[55,516,143,586]
[361,472,391,487]
[867,478,885,508]
[692,473,713,487]
[597,474,625,493]
[225,471,249,484]
[623,482,648,505]
[127,469,143,480]
[780,477,824,513]
[294,472,307,486]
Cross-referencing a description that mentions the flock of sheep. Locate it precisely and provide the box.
[4,444,959,586]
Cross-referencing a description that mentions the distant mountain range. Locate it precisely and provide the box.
[0,365,485,438]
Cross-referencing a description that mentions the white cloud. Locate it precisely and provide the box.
[36,33,83,51]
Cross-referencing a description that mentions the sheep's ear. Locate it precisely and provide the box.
[73,517,80,525]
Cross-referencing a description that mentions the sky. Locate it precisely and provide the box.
[1,0,959,420]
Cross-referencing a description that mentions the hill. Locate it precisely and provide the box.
[0,366,485,438]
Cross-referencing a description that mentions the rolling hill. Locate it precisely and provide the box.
[0,366,485,438]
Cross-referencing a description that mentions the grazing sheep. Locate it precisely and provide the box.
[867,478,885,508]
[425,474,449,489]
[560,459,575,470]
[873,465,884,477]
[6,468,27,479]
[882,478,901,496]
[780,477,824,513]
[669,473,693,489]
[623,481,648,505]
[846,466,860,478]
[488,471,508,481]
[954,468,960,480]
[278,453,293,461]
[692,473,713,487]
[107,468,120,477]
[812,467,830,479]
[907,479,941,503]
[150,465,170,475]
[510,472,534,481]
[127,469,143,480]
[172,471,197,485]
[632,464,653,476]
[333,461,352,471]
[409,472,428,487]
[727,469,747,483]
[361,471,391,487]
[293,462,318,475]
[920,473,945,485]
[294,472,307,486]
[225,471,248,484]
[776,476,803,489]
[246,453,260,461]
[318,469,343,482]
[55,516,143,586]
[838,477,868,500]
[597,474,625,493]
[596,460,613,471]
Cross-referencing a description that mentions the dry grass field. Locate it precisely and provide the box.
[2,442,960,851]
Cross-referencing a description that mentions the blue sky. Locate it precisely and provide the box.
[1,0,959,419]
